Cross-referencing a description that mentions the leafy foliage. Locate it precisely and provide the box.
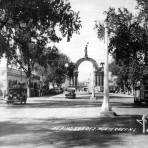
[109,22,147,65]
[109,59,143,91]
[48,52,70,86]
[66,62,75,79]
[95,7,148,89]
[0,0,81,96]
[35,52,71,87]
[94,22,104,40]
[136,0,148,23]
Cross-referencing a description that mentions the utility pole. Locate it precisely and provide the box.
[100,22,116,117]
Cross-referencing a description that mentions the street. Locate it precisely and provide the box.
[0,92,148,148]
[1,1,148,148]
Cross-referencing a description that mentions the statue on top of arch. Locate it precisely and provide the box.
[84,42,89,58]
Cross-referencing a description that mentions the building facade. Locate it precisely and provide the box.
[0,54,41,98]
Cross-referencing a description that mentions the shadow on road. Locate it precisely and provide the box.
[1,100,101,109]
[2,97,148,110]
[0,115,145,147]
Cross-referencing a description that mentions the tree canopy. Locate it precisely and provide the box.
[34,51,71,88]
[136,0,148,23]
[0,0,81,96]
[95,7,148,89]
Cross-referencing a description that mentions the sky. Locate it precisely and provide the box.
[56,0,137,82]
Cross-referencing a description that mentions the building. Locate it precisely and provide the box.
[0,54,41,98]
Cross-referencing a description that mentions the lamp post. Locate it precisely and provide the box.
[100,22,116,116]
[64,63,69,87]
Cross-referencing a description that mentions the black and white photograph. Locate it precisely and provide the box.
[0,0,148,147]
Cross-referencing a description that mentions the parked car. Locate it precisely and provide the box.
[65,87,76,99]
[48,88,63,95]
[5,88,27,104]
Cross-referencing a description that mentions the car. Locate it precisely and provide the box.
[65,87,76,99]
[48,88,63,95]
[5,88,27,104]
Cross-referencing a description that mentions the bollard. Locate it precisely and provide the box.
[136,115,148,134]
[142,115,146,134]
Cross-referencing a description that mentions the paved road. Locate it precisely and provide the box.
[0,93,148,148]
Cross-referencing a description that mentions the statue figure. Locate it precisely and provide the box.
[85,42,89,57]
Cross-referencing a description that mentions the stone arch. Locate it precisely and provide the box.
[74,57,100,72]
[73,57,104,90]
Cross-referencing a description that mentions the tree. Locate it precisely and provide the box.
[136,0,148,64]
[0,0,81,97]
[67,62,75,83]
[35,51,71,88]
[136,0,148,23]
[47,52,70,87]
[95,7,147,88]
[109,59,143,92]
[0,9,9,56]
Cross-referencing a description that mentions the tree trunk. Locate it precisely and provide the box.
[26,59,32,97]
[27,77,31,97]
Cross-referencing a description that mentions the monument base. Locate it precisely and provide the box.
[99,110,117,117]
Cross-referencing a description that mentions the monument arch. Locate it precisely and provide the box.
[73,43,104,90]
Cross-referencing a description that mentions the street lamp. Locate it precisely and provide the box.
[100,22,116,117]
[64,63,69,87]
[65,63,69,68]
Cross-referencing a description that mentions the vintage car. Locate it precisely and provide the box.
[65,87,76,99]
[5,88,27,104]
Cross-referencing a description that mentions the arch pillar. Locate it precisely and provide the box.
[95,71,100,86]
[74,57,102,96]
[71,76,75,87]
[100,71,104,86]
[90,65,96,100]
[74,71,78,90]
[96,71,104,91]
[98,72,100,86]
